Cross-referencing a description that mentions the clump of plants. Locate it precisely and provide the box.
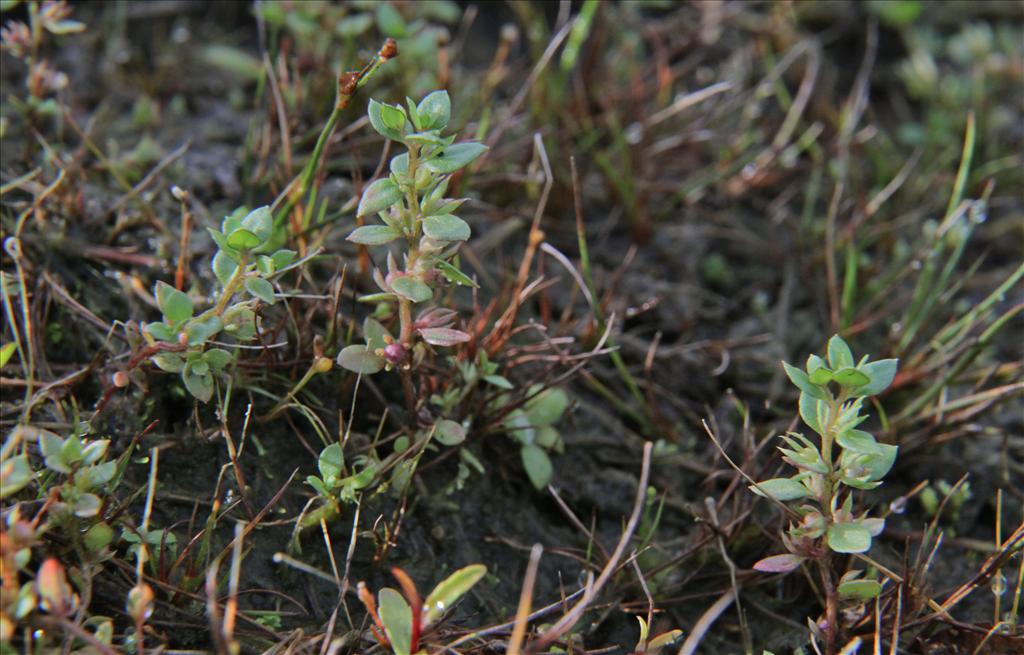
[138,206,296,402]
[750,335,898,650]
[336,90,485,394]
[0,423,121,644]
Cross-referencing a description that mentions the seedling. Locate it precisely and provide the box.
[357,564,487,655]
[427,352,570,490]
[750,335,898,649]
[141,206,296,402]
[336,90,486,387]
[501,384,569,489]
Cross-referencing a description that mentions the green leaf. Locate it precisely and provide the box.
[240,206,273,243]
[806,354,827,374]
[245,277,276,304]
[390,277,433,303]
[318,443,344,482]
[335,13,373,37]
[336,345,385,375]
[435,258,478,287]
[182,366,214,402]
[223,307,257,340]
[390,153,409,174]
[203,349,232,372]
[226,228,261,251]
[155,281,193,324]
[783,361,825,398]
[852,359,898,396]
[422,214,470,241]
[306,475,329,497]
[151,352,185,373]
[0,342,16,369]
[808,367,834,385]
[143,322,176,342]
[827,335,854,369]
[525,386,569,426]
[0,454,33,498]
[83,522,114,552]
[503,409,535,446]
[827,522,872,553]
[423,142,488,174]
[799,391,825,436]
[271,249,297,270]
[377,588,413,655]
[380,103,407,132]
[749,477,808,502]
[256,256,275,277]
[404,131,446,147]
[535,426,560,450]
[212,251,238,286]
[417,90,451,131]
[483,374,513,389]
[73,493,102,518]
[375,2,408,37]
[833,367,870,387]
[837,578,882,601]
[861,443,898,481]
[422,564,486,626]
[836,429,880,454]
[866,0,922,26]
[521,445,553,489]
[358,178,403,217]
[368,99,403,141]
[347,225,402,245]
[184,316,224,346]
[434,419,466,446]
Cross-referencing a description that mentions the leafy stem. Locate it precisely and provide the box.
[210,251,249,317]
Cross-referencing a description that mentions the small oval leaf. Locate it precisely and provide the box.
[418,327,470,347]
[347,225,402,245]
[422,214,470,241]
[336,345,385,375]
[422,564,486,626]
[521,445,553,490]
[390,277,433,303]
[358,178,403,217]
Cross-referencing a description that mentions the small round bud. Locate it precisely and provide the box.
[313,357,333,374]
[380,38,399,61]
[112,371,130,388]
[383,342,407,365]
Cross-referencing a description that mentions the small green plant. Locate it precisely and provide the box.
[336,90,485,385]
[750,336,898,647]
[141,206,296,402]
[357,564,486,655]
[500,384,569,489]
[0,423,121,645]
[427,352,569,490]
[0,0,84,123]
[920,479,972,528]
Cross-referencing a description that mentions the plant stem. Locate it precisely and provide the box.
[273,39,397,232]
[211,252,250,317]
[818,557,838,655]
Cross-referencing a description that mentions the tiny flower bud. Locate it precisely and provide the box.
[112,371,130,388]
[380,38,398,61]
[383,342,406,365]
